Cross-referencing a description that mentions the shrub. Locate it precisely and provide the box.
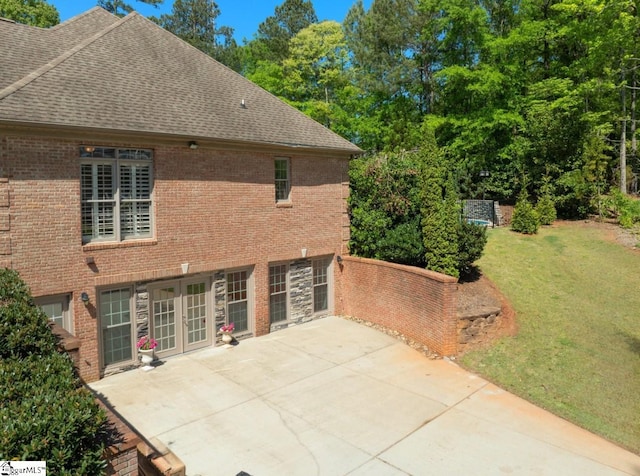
[0,300,58,358]
[0,268,33,304]
[0,353,108,475]
[512,189,540,234]
[458,220,488,275]
[0,269,108,474]
[376,219,425,266]
[536,194,557,225]
[610,190,640,228]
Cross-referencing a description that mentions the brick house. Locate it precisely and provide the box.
[0,7,361,381]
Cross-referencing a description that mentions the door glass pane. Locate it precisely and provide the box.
[101,288,132,366]
[186,282,207,345]
[152,287,177,352]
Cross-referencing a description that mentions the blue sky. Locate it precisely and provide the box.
[50,0,372,42]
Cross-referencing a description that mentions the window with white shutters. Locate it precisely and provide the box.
[80,147,153,243]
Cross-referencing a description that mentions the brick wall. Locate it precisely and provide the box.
[3,133,349,381]
[336,256,459,356]
[98,399,141,476]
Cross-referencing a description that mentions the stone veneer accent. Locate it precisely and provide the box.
[135,283,149,341]
[271,259,319,332]
[213,271,227,344]
[290,259,313,322]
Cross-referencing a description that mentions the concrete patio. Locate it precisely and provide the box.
[90,316,640,476]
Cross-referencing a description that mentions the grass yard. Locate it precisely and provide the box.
[460,221,640,454]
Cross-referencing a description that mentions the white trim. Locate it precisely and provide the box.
[36,294,73,333]
[274,157,291,203]
[98,286,135,371]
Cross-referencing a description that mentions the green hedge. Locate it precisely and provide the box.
[0,269,108,474]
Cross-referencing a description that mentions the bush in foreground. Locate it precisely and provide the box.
[0,269,108,475]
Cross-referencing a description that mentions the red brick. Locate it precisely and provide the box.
[337,256,459,356]
[4,135,349,381]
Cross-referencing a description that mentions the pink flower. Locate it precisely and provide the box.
[137,335,158,350]
[219,323,235,333]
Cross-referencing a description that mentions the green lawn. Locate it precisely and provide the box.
[460,222,640,454]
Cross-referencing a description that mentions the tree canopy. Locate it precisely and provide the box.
[98,0,162,17]
[0,0,59,27]
[151,0,241,70]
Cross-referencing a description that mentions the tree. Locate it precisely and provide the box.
[343,0,426,150]
[152,0,241,70]
[0,0,59,27]
[420,140,461,277]
[254,0,317,62]
[97,0,162,17]
[348,150,425,265]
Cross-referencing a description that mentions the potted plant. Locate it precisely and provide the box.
[136,335,158,371]
[218,323,234,345]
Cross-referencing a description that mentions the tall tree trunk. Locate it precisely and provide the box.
[621,67,627,194]
[631,52,639,193]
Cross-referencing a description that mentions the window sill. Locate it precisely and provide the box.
[83,239,158,252]
[276,201,293,208]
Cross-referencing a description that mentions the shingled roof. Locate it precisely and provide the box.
[0,7,361,154]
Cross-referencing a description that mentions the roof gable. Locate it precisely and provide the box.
[0,8,361,154]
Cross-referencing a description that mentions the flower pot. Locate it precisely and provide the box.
[221,332,233,345]
[139,349,154,371]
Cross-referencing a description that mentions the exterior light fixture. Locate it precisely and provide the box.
[336,255,343,264]
[189,141,198,150]
[80,292,90,306]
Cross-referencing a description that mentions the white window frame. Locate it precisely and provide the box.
[269,263,289,323]
[98,286,135,369]
[275,157,291,202]
[80,147,154,244]
[226,268,253,334]
[312,258,332,314]
[36,294,73,333]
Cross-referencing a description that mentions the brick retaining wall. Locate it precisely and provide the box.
[337,256,459,356]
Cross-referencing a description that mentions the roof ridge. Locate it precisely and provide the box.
[0,13,135,102]
[131,14,357,150]
[50,6,109,31]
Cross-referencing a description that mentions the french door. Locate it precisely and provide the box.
[149,278,211,358]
